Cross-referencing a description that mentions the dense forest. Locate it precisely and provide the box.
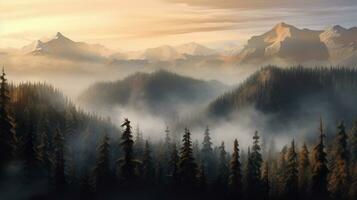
[1,68,357,200]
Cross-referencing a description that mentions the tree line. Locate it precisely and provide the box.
[0,69,357,200]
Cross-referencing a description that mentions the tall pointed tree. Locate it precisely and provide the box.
[350,120,357,164]
[94,133,113,192]
[52,127,66,192]
[298,143,311,197]
[201,126,215,179]
[247,131,263,199]
[141,140,155,183]
[0,68,17,170]
[178,128,197,189]
[228,139,243,198]
[196,162,207,192]
[217,141,229,189]
[261,161,270,200]
[117,118,136,183]
[168,143,179,186]
[311,118,329,200]
[283,139,298,200]
[134,125,144,159]
[329,121,349,200]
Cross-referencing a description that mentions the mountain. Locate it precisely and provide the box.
[236,23,357,65]
[202,66,357,137]
[118,43,217,61]
[175,42,217,56]
[21,32,111,61]
[78,70,228,118]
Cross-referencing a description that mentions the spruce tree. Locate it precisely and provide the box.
[168,143,179,186]
[22,119,40,181]
[134,125,144,158]
[311,118,329,200]
[283,139,298,200]
[52,127,66,192]
[178,128,197,189]
[196,162,207,192]
[329,121,349,200]
[246,131,263,199]
[217,141,229,189]
[37,129,52,176]
[201,126,215,178]
[228,139,243,197]
[0,68,17,170]
[141,140,155,183]
[298,143,310,197]
[94,133,113,192]
[350,121,357,164]
[117,118,136,184]
[262,161,270,200]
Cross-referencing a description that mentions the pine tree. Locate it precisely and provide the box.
[117,118,136,184]
[216,141,229,190]
[350,121,357,164]
[22,119,40,181]
[196,162,207,192]
[178,128,197,189]
[228,139,243,197]
[141,140,154,183]
[37,129,52,176]
[201,126,215,178]
[283,139,298,200]
[52,127,66,192]
[262,161,270,200]
[0,68,17,170]
[168,143,179,186]
[134,125,144,158]
[246,131,263,199]
[298,143,311,197]
[311,118,329,200]
[94,133,113,192]
[329,121,349,200]
[277,145,288,195]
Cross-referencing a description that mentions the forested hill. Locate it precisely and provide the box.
[206,66,357,132]
[78,70,228,117]
[9,82,119,164]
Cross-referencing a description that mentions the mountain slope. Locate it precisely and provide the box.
[236,23,357,65]
[203,66,357,136]
[78,70,228,117]
[22,32,110,61]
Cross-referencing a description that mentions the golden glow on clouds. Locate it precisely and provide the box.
[1,0,356,50]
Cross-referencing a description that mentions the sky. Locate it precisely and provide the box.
[1,0,357,51]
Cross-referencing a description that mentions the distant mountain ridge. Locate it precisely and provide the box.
[237,23,357,65]
[78,70,228,118]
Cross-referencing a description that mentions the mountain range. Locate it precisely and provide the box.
[11,22,357,65]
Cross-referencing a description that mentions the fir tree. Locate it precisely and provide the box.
[228,139,243,198]
[329,121,349,200]
[283,139,299,200]
[178,128,197,189]
[350,121,357,164]
[52,127,66,192]
[94,133,113,192]
[196,162,207,192]
[262,161,270,200]
[201,126,215,178]
[117,118,136,184]
[168,143,179,185]
[134,125,144,158]
[0,68,17,170]
[216,141,229,190]
[37,129,52,175]
[246,131,263,199]
[22,119,40,181]
[311,118,329,200]
[298,143,311,197]
[141,140,155,183]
